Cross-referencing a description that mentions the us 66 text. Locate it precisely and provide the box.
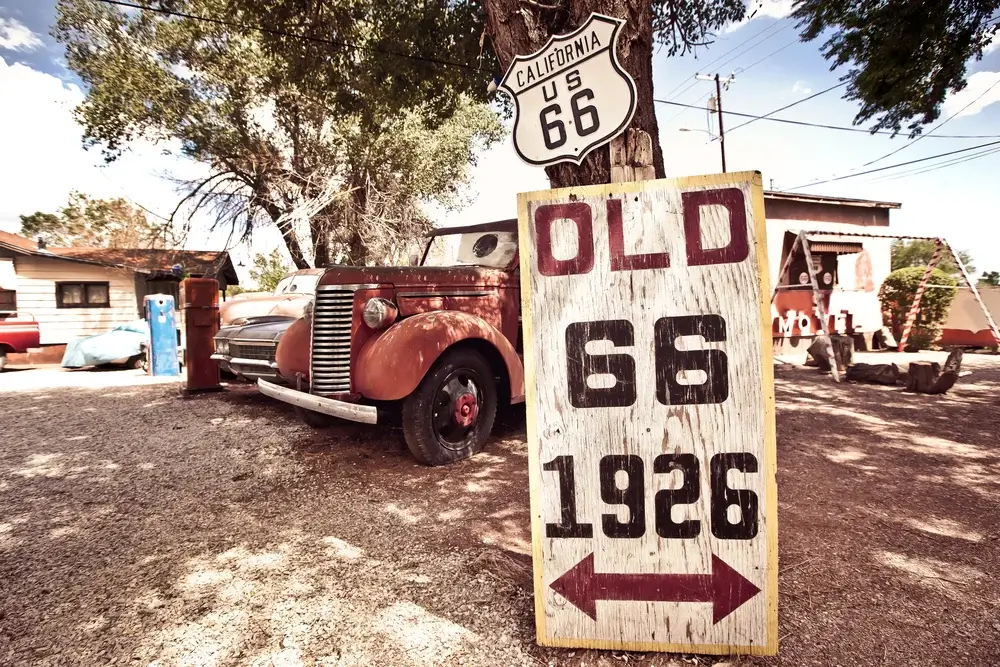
[544,453,759,541]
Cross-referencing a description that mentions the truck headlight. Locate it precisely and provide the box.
[363,298,398,330]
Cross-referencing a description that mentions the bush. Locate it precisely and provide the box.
[879,267,958,351]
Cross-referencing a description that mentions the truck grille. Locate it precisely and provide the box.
[310,286,356,394]
[229,342,276,362]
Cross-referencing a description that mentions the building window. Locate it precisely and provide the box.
[0,289,15,312]
[56,282,111,308]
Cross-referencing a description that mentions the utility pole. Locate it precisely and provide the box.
[695,73,735,172]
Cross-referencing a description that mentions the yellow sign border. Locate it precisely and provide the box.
[516,170,778,655]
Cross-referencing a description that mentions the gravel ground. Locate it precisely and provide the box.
[1,353,998,666]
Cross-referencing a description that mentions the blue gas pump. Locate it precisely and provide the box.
[144,294,180,376]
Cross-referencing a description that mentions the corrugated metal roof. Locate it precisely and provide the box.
[765,190,902,209]
[809,241,864,254]
[796,230,941,241]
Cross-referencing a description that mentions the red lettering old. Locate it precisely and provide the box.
[534,202,595,277]
[533,188,749,277]
[683,188,749,266]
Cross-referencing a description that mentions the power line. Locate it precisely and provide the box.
[714,23,791,77]
[785,139,1000,190]
[725,81,848,133]
[859,77,1000,167]
[659,91,713,126]
[661,20,789,103]
[863,146,1000,184]
[736,37,798,74]
[660,21,783,99]
[94,0,481,72]
[654,98,1000,139]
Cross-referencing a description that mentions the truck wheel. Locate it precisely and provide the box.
[402,348,497,466]
[0,353,7,372]
[295,406,337,428]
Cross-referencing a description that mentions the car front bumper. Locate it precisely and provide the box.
[257,378,378,425]
[211,353,280,379]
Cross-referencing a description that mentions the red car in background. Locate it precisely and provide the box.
[0,314,41,371]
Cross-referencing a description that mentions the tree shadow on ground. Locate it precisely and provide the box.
[3,367,999,667]
[755,366,1000,667]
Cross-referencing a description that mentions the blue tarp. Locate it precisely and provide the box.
[61,320,149,368]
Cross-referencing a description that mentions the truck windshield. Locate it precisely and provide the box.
[274,274,320,295]
[422,230,518,269]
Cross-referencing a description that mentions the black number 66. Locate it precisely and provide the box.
[565,315,729,408]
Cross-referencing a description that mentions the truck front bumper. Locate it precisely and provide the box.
[257,378,378,425]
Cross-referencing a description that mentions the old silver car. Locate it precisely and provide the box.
[212,316,295,382]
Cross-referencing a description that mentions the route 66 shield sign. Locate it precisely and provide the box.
[499,14,638,167]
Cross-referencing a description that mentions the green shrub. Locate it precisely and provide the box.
[879,267,958,351]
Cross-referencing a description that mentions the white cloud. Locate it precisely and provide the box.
[0,56,217,248]
[941,70,1000,119]
[791,80,812,96]
[984,32,1000,56]
[746,0,795,21]
[0,17,43,52]
[727,1,794,32]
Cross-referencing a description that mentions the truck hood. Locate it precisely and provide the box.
[216,318,294,342]
[219,293,311,325]
[318,265,514,289]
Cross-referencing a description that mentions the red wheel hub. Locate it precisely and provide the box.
[454,393,478,427]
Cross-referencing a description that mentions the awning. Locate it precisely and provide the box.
[809,241,864,254]
[805,235,864,254]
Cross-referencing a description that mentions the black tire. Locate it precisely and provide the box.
[295,406,338,428]
[402,348,497,466]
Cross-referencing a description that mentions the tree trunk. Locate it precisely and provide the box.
[807,334,852,373]
[845,363,900,386]
[903,350,964,394]
[928,349,963,394]
[264,201,311,270]
[905,362,939,393]
[310,215,331,268]
[483,0,664,188]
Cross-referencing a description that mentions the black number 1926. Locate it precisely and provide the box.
[544,453,759,541]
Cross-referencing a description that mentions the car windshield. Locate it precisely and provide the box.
[273,274,320,295]
[422,230,518,269]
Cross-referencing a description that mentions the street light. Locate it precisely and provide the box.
[679,127,716,139]
[688,72,734,172]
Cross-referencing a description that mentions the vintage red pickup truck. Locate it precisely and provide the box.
[259,220,523,465]
[0,315,41,371]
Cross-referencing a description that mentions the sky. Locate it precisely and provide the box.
[2,0,1000,283]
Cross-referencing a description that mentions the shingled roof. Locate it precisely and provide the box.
[0,230,42,254]
[0,231,239,285]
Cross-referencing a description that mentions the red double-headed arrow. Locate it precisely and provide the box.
[550,553,760,624]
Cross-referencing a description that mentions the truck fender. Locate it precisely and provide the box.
[275,317,311,380]
[354,311,525,403]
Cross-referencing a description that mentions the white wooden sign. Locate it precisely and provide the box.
[499,13,637,167]
[517,172,777,655]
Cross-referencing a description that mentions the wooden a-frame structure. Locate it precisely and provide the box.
[771,230,1000,382]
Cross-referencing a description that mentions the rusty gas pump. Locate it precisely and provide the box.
[181,277,222,392]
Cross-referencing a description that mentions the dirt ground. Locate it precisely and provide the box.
[1,355,998,666]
